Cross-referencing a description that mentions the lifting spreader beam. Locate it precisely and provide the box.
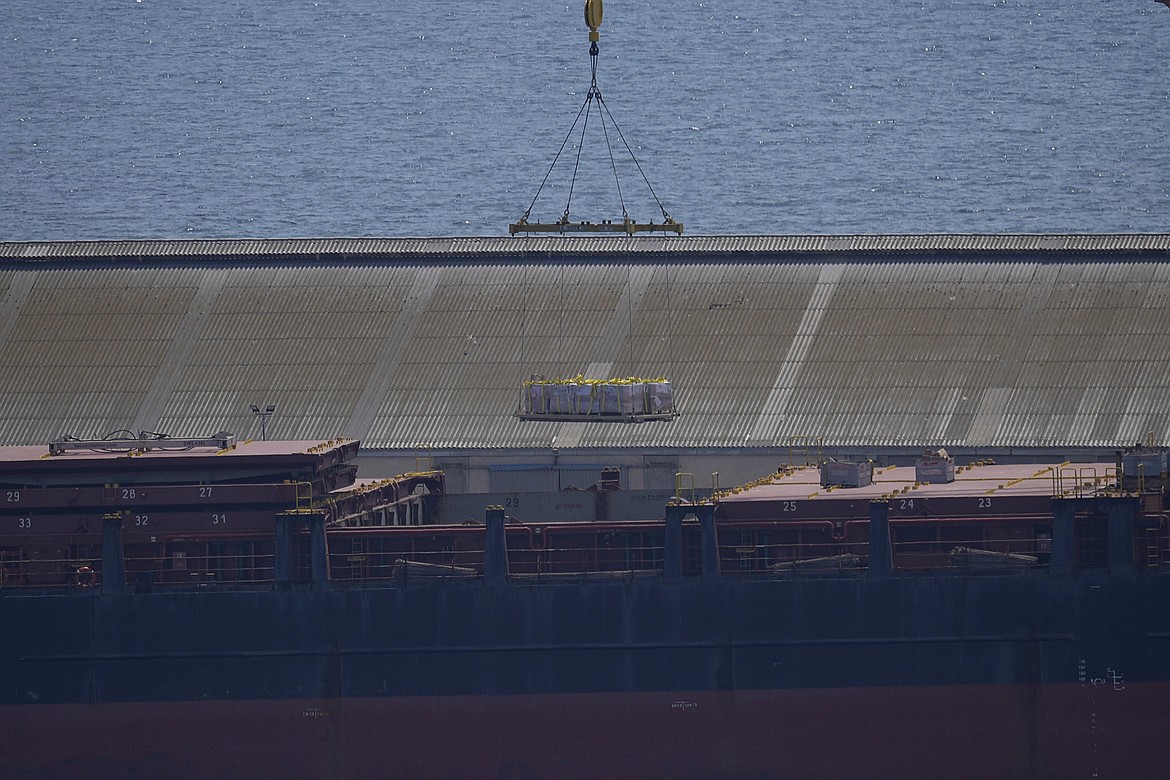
[509,216,683,235]
[511,0,681,237]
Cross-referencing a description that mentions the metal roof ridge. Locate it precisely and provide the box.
[4,233,1170,262]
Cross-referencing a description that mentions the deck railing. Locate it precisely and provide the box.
[0,498,1163,591]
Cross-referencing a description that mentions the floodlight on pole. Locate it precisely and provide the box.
[249,403,276,441]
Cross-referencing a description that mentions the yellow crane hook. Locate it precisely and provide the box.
[584,0,603,43]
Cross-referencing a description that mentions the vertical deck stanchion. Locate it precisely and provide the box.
[309,511,329,587]
[868,500,892,578]
[1106,497,1138,574]
[101,513,126,594]
[1051,500,1076,575]
[485,505,508,583]
[664,504,684,580]
[699,504,720,580]
[274,513,292,586]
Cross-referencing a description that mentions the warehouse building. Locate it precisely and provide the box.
[2,234,1169,507]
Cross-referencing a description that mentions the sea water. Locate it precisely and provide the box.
[2,0,1168,240]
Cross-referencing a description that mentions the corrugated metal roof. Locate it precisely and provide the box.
[3,252,1170,450]
[4,234,1170,262]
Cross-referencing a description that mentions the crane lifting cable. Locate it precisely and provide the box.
[510,0,683,236]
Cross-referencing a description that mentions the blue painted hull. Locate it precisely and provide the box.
[3,570,1169,778]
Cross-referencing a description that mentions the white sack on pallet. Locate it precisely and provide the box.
[619,382,644,414]
[526,384,548,414]
[646,381,674,413]
[575,383,598,415]
[598,383,621,415]
[549,384,575,414]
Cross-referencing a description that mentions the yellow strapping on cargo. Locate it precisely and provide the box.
[521,375,670,387]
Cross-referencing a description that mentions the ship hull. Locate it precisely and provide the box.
[3,683,1167,780]
[3,571,1169,779]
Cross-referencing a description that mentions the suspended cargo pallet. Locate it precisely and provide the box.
[516,377,679,423]
[516,410,679,424]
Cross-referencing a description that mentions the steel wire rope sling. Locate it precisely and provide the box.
[510,0,682,236]
[518,234,530,415]
[663,243,675,396]
[625,243,635,370]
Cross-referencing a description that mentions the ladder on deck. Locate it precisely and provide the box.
[1143,527,1162,567]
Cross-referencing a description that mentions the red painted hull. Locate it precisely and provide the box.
[4,683,1167,779]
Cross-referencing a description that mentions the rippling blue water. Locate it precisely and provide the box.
[2,0,1168,239]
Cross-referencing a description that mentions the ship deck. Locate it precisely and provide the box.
[716,460,1119,522]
